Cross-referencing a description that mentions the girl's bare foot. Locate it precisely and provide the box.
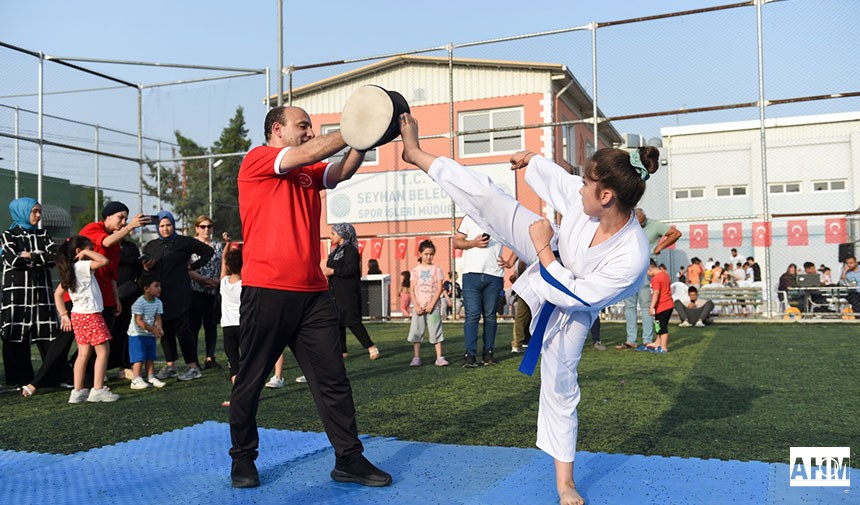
[399,113,421,165]
[559,483,584,505]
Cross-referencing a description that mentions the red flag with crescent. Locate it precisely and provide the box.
[453,247,463,258]
[395,238,408,260]
[414,236,430,257]
[723,222,742,247]
[787,220,808,246]
[357,240,368,256]
[752,221,771,247]
[370,238,384,260]
[689,224,708,249]
[825,218,847,244]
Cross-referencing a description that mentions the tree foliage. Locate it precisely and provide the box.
[143,106,251,238]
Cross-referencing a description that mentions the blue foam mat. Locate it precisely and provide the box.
[0,422,853,505]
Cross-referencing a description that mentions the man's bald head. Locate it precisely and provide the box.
[264,106,315,147]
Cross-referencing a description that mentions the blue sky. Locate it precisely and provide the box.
[2,0,857,158]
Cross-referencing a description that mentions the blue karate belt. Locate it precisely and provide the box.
[518,261,591,376]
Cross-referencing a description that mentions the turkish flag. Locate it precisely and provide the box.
[723,222,743,247]
[787,220,808,246]
[453,247,463,258]
[414,236,431,256]
[689,224,708,249]
[752,221,771,247]
[370,238,384,260]
[395,238,409,260]
[825,217,847,244]
[357,240,368,256]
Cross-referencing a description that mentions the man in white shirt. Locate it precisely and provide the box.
[726,248,740,270]
[454,216,508,367]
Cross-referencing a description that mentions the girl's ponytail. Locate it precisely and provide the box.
[56,235,94,291]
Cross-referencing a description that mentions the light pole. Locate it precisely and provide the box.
[210,158,223,218]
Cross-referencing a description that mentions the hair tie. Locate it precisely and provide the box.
[629,150,650,181]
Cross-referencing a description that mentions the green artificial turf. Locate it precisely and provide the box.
[0,321,857,467]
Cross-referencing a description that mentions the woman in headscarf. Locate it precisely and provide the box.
[1,197,65,393]
[323,223,379,360]
[142,211,213,381]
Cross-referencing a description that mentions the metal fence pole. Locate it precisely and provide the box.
[137,84,143,214]
[94,125,100,220]
[37,51,44,219]
[591,22,598,148]
[277,0,283,107]
[447,42,459,320]
[13,106,19,199]
[756,0,773,318]
[157,141,162,210]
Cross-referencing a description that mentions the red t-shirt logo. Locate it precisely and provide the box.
[298,173,313,188]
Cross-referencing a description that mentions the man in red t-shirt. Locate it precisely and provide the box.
[229,106,391,489]
[646,259,674,353]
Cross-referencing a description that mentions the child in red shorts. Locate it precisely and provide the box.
[53,235,119,403]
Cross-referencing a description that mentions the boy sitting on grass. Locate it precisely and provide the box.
[128,273,167,389]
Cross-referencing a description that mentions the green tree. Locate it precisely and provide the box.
[143,106,250,238]
[72,187,105,232]
[211,106,251,239]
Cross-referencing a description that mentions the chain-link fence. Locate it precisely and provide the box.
[0,41,267,240]
[278,0,859,318]
[2,1,857,318]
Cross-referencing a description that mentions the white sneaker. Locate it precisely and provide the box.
[177,367,203,381]
[265,376,285,389]
[295,375,307,383]
[130,377,151,390]
[695,321,706,327]
[68,388,90,403]
[678,321,692,327]
[148,376,167,388]
[87,387,120,402]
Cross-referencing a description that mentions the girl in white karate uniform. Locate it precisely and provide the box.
[398,113,658,505]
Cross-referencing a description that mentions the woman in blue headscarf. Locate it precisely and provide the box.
[323,223,379,360]
[142,210,214,381]
[1,197,61,392]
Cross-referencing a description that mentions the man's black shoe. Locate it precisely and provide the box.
[231,459,260,488]
[482,350,495,365]
[331,454,392,487]
[462,353,478,368]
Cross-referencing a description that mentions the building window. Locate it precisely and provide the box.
[769,182,801,194]
[459,107,523,156]
[674,188,705,200]
[585,140,595,160]
[320,125,378,164]
[561,123,576,166]
[716,185,748,197]
[813,179,847,192]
